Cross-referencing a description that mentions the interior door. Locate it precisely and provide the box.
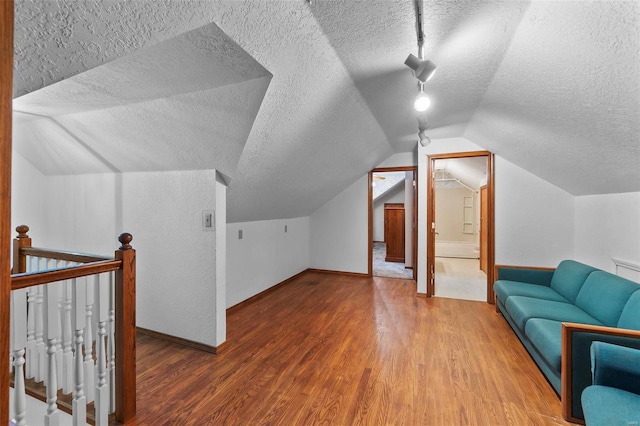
[384,203,405,263]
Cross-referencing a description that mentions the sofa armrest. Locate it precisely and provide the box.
[494,264,555,286]
[561,323,640,424]
[591,341,640,393]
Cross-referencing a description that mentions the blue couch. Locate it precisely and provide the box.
[582,341,640,425]
[494,260,640,422]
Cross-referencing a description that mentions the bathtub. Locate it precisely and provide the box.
[435,240,479,259]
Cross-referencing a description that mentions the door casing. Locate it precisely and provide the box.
[426,151,495,303]
[368,166,418,281]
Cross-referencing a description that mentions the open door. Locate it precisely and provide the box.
[369,166,418,281]
[426,151,495,302]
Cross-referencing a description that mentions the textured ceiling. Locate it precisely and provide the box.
[464,1,640,196]
[12,0,640,223]
[435,157,487,191]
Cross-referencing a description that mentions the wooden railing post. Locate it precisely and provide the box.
[13,225,32,274]
[1,1,14,422]
[115,233,136,423]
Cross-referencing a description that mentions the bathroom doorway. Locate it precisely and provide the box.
[426,152,495,302]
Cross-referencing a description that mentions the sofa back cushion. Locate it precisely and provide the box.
[618,290,640,330]
[550,260,599,303]
[575,271,640,326]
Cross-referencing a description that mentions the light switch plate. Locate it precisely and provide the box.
[202,210,215,231]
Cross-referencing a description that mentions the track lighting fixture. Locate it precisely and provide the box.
[418,131,431,147]
[404,54,436,82]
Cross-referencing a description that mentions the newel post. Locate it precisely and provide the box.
[114,233,136,423]
[12,225,31,274]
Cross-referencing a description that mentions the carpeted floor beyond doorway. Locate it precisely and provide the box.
[373,242,413,279]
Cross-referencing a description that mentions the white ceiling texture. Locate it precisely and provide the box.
[12,1,640,222]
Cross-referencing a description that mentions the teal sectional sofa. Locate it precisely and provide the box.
[494,260,640,422]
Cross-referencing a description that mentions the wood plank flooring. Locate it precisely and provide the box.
[133,271,572,425]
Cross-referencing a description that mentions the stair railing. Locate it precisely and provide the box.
[9,225,135,425]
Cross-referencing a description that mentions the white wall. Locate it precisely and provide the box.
[404,171,414,268]
[435,186,475,242]
[417,137,575,294]
[122,170,219,347]
[307,153,417,275]
[227,216,309,308]
[13,163,225,347]
[310,175,368,274]
[11,151,47,243]
[215,175,227,345]
[575,192,640,280]
[42,173,122,255]
[377,151,417,168]
[494,156,574,266]
[373,184,405,242]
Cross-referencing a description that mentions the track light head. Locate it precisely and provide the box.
[418,131,431,147]
[404,54,437,82]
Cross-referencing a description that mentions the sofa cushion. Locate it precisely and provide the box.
[549,260,599,303]
[575,271,640,327]
[495,280,568,305]
[505,296,602,330]
[581,385,640,426]
[524,318,563,371]
[617,290,640,330]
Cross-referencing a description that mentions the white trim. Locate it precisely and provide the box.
[611,258,640,275]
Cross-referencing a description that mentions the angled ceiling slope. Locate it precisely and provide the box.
[13,20,272,179]
[465,1,640,196]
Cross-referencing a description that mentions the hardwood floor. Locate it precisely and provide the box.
[134,271,572,425]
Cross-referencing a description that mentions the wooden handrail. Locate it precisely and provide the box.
[21,247,112,263]
[9,226,137,424]
[10,259,122,290]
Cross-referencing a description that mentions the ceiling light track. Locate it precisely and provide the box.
[406,0,436,146]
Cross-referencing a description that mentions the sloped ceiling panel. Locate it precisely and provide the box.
[465,1,640,195]
[15,77,270,176]
[13,18,272,179]
[13,0,220,97]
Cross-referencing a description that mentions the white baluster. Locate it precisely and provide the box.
[26,257,37,379]
[94,274,109,426]
[55,261,64,390]
[108,272,116,414]
[44,282,61,426]
[84,276,95,403]
[11,289,27,426]
[62,279,74,394]
[35,284,46,383]
[26,287,36,379]
[72,277,87,426]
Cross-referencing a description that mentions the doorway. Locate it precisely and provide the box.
[426,152,495,303]
[368,167,418,280]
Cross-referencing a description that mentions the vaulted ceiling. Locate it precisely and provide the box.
[12,1,640,222]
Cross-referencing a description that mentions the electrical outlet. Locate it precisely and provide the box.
[238,229,243,239]
[285,225,288,233]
